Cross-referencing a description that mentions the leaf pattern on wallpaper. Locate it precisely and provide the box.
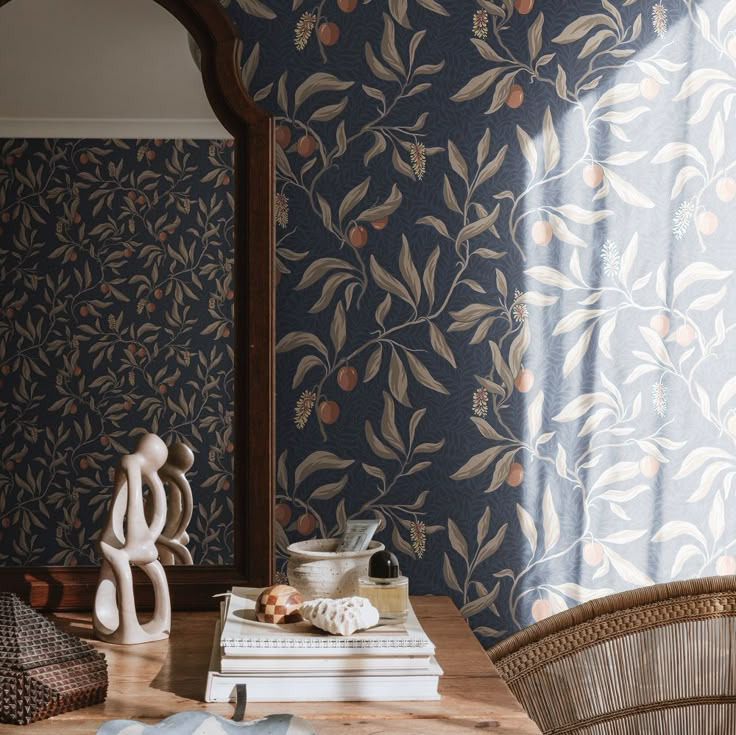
[0,139,235,566]
[225,0,736,643]
[3,0,732,645]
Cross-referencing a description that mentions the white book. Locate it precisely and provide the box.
[206,622,442,702]
[220,654,434,674]
[220,587,435,659]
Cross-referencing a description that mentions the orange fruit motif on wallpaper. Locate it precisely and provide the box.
[531,220,552,246]
[297,134,316,157]
[583,542,604,567]
[506,463,524,487]
[275,503,292,527]
[275,125,291,149]
[506,84,524,108]
[639,77,660,100]
[514,368,534,393]
[675,324,696,347]
[531,599,553,622]
[696,210,718,235]
[716,177,736,202]
[514,0,534,14]
[716,556,736,575]
[649,314,669,337]
[582,163,604,188]
[296,513,316,535]
[348,225,368,247]
[318,400,340,424]
[639,456,660,478]
[337,366,358,391]
[318,22,340,46]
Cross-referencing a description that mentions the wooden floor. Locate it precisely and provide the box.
[17,596,540,734]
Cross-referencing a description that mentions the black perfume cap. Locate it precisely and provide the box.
[369,549,401,578]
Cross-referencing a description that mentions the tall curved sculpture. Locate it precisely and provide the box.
[93,434,177,644]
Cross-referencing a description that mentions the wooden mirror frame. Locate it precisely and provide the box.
[0,0,274,609]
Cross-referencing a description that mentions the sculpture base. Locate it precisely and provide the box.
[95,627,170,645]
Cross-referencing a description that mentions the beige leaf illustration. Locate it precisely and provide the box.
[451,445,506,481]
[294,72,353,111]
[380,391,404,453]
[295,451,353,487]
[515,125,537,177]
[388,347,410,406]
[552,13,616,44]
[527,13,544,61]
[562,324,594,377]
[528,391,544,439]
[542,107,560,173]
[673,262,732,300]
[516,504,537,554]
[338,177,371,223]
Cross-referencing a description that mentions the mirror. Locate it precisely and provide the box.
[0,0,275,608]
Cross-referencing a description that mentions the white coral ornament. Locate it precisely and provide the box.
[300,597,379,636]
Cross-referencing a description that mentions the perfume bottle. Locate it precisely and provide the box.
[358,550,409,624]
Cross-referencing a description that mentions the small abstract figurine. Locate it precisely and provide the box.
[93,434,176,645]
[148,442,195,565]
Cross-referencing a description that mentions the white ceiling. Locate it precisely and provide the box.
[0,0,230,138]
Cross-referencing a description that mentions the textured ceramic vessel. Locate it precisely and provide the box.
[286,539,384,600]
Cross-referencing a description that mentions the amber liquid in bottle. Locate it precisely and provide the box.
[358,576,409,624]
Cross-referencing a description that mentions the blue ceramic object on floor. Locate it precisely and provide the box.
[96,712,316,735]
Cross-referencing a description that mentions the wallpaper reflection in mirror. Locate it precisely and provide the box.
[0,137,235,566]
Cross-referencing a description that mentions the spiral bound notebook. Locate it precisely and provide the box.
[220,587,435,658]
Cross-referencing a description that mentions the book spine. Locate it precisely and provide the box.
[220,637,431,649]
[206,673,441,703]
[221,645,435,658]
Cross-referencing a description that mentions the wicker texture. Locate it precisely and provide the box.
[489,577,736,735]
[0,593,108,725]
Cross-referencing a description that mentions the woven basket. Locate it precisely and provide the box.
[0,593,108,725]
[489,576,736,735]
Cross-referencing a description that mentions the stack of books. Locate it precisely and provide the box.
[206,587,442,702]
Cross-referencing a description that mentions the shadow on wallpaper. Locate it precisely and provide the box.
[226,0,736,646]
[0,138,235,566]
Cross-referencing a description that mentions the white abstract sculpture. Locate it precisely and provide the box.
[93,434,192,645]
[300,597,380,636]
[148,442,195,565]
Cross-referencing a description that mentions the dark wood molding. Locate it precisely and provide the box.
[0,0,275,609]
[4,567,249,611]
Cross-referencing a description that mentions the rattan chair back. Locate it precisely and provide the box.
[489,577,736,734]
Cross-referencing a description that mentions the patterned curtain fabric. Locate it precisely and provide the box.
[229,0,736,645]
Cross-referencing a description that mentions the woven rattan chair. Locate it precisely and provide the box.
[489,577,736,734]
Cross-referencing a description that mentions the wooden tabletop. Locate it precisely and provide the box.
[21,596,539,734]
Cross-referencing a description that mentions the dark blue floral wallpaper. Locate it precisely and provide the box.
[0,138,235,566]
[3,0,736,649]
[227,0,736,646]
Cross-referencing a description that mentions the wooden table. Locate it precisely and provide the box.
[19,597,540,734]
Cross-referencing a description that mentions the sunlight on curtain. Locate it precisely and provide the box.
[489,0,736,628]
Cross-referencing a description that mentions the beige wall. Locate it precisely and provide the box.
[0,0,229,138]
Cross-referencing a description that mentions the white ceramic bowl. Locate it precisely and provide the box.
[286,539,385,600]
